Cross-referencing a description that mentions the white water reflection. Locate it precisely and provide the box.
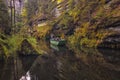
[20,71,31,80]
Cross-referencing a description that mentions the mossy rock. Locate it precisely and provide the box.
[19,39,39,55]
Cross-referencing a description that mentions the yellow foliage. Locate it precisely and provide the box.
[57,0,63,3]
[33,25,52,39]
[21,8,27,17]
[61,33,65,39]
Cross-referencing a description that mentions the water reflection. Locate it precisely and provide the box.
[20,71,31,80]
[0,41,120,80]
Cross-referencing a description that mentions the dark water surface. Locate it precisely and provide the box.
[0,41,120,80]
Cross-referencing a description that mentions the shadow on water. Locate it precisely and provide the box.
[0,40,120,80]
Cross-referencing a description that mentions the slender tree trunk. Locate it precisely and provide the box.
[13,0,16,33]
[10,0,13,28]
[13,0,15,25]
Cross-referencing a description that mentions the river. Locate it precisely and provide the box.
[0,40,120,80]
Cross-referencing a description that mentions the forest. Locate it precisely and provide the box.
[0,0,120,80]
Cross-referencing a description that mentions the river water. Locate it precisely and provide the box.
[0,41,120,80]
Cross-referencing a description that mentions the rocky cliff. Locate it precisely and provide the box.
[23,0,120,49]
[51,0,120,49]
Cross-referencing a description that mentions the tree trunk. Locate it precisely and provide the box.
[10,0,13,28]
[13,0,16,33]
